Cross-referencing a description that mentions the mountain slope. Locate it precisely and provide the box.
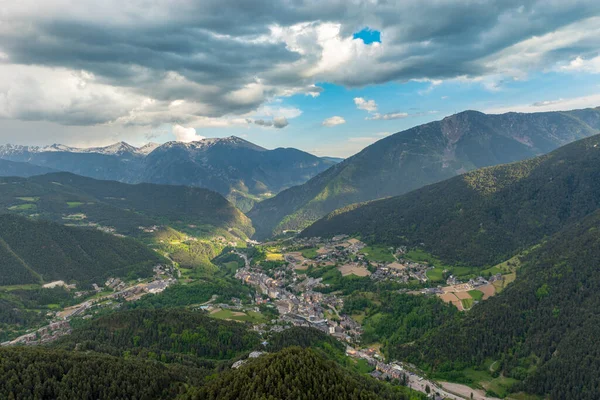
[397,209,600,400]
[0,346,195,400]
[0,159,56,177]
[0,137,337,211]
[52,309,260,366]
[142,138,338,211]
[0,172,253,238]
[250,107,600,239]
[303,134,600,267]
[0,214,164,286]
[185,347,424,400]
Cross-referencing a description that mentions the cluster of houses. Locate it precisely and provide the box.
[1,320,71,347]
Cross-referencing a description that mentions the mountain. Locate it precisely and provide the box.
[184,347,423,400]
[396,209,600,400]
[0,137,338,211]
[0,159,56,177]
[0,214,164,286]
[52,309,260,367]
[0,172,253,271]
[142,137,340,211]
[0,172,252,237]
[249,107,600,239]
[303,134,600,267]
[0,346,195,399]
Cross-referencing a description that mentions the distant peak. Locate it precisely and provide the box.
[156,136,265,152]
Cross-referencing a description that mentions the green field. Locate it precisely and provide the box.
[210,309,266,323]
[67,201,85,208]
[354,358,375,373]
[426,267,444,282]
[461,367,519,398]
[407,249,477,281]
[461,297,474,310]
[16,197,39,202]
[361,245,395,263]
[8,203,37,211]
[468,290,484,301]
[301,247,319,259]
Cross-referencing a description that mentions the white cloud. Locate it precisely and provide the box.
[366,112,409,120]
[354,97,378,112]
[484,93,600,114]
[560,56,600,74]
[172,124,205,142]
[322,116,346,127]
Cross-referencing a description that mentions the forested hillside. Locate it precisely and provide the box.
[0,172,254,272]
[0,346,196,400]
[0,214,163,286]
[250,107,600,239]
[0,172,253,237]
[184,347,425,400]
[304,134,600,267]
[396,209,600,400]
[52,309,260,366]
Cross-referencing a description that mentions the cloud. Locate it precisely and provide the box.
[366,112,409,120]
[531,99,565,107]
[354,97,378,112]
[484,93,600,114]
[0,0,600,142]
[252,116,289,129]
[172,124,205,142]
[322,116,346,127]
[560,56,600,74]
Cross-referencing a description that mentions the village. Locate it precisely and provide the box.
[1,264,175,347]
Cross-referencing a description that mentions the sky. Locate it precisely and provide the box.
[1,1,600,158]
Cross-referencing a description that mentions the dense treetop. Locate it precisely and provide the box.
[0,214,164,286]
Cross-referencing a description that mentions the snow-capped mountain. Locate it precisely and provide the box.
[0,137,340,211]
[0,141,159,158]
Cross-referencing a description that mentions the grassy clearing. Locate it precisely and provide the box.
[461,297,474,310]
[354,358,375,373]
[426,267,444,282]
[407,249,479,281]
[493,272,516,293]
[468,290,484,301]
[461,368,519,398]
[16,197,39,202]
[0,284,42,292]
[210,309,266,323]
[67,201,85,208]
[361,245,395,263]
[8,203,37,211]
[301,247,319,259]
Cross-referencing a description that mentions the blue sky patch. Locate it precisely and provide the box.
[353,28,381,44]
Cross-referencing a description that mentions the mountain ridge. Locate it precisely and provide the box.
[302,133,600,267]
[0,136,337,211]
[249,106,600,239]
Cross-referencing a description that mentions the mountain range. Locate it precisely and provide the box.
[249,107,600,238]
[303,133,600,267]
[0,137,339,212]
